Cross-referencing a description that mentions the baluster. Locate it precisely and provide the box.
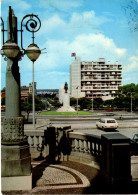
[39,136,43,148]
[28,136,34,147]
[98,143,100,155]
[76,139,80,152]
[90,141,93,154]
[80,140,84,153]
[88,141,90,153]
[74,139,77,151]
[71,138,75,151]
[85,140,89,153]
[42,136,45,148]
[100,144,102,155]
[94,142,96,155]
[34,136,39,151]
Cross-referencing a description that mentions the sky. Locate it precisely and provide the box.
[1,0,138,90]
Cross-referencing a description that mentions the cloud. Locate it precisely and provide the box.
[39,15,66,35]
[32,33,127,75]
[38,10,111,38]
[1,0,31,22]
[1,0,31,11]
[70,11,110,29]
[124,51,138,71]
[69,33,127,61]
[40,0,83,12]
[122,50,138,84]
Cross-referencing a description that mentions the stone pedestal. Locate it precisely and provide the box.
[1,117,32,191]
[57,93,75,112]
[2,175,32,191]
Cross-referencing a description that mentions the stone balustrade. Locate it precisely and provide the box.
[68,131,102,162]
[24,129,102,162]
[24,130,48,158]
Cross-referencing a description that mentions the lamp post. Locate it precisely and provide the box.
[76,86,79,116]
[1,6,41,191]
[91,93,93,113]
[130,92,135,115]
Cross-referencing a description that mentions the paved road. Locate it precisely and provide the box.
[51,118,138,139]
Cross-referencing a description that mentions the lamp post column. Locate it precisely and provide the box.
[131,93,132,114]
[76,86,79,116]
[32,61,35,128]
[1,7,31,191]
[6,6,20,117]
[91,92,93,113]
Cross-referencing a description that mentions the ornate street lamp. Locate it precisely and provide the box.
[1,6,43,129]
[0,6,42,191]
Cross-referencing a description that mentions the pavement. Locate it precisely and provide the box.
[2,155,138,194]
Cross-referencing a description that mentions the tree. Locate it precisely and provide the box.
[21,95,45,121]
[21,102,32,121]
[1,87,5,92]
[93,98,104,108]
[114,83,138,111]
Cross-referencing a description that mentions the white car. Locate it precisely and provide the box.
[96,118,118,130]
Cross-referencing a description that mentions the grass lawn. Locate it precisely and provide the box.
[39,111,94,115]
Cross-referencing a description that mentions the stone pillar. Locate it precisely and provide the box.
[1,7,32,191]
[63,93,70,107]
[101,133,132,192]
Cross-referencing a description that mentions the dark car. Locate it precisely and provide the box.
[130,134,138,156]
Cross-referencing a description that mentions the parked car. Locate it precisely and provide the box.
[130,134,138,155]
[96,118,118,130]
[106,112,115,116]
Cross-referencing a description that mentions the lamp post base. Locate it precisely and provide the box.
[1,174,32,191]
[1,143,32,191]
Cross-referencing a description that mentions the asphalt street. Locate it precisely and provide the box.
[51,119,138,139]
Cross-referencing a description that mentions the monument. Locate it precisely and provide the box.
[57,82,75,112]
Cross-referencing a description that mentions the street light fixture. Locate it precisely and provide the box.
[2,40,20,58]
[26,43,41,62]
[26,43,41,128]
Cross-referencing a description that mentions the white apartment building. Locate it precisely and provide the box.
[70,57,122,100]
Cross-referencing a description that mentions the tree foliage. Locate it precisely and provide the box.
[21,95,45,120]
[70,97,104,110]
[70,83,138,111]
[104,83,138,111]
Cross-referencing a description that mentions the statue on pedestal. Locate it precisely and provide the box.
[57,82,75,112]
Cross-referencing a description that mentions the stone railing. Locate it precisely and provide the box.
[24,126,72,158]
[24,128,102,162]
[68,131,102,162]
[25,130,48,158]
